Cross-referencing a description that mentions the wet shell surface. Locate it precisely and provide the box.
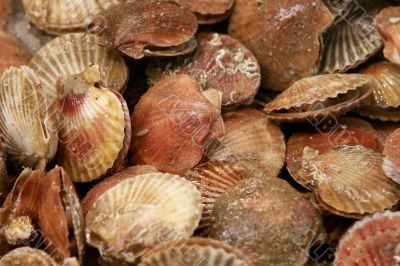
[383,128,400,184]
[376,7,400,64]
[93,0,198,59]
[131,74,222,174]
[85,172,203,263]
[334,211,400,266]
[22,0,125,34]
[0,32,31,75]
[320,0,384,73]
[228,0,333,91]
[0,66,57,169]
[0,247,58,266]
[300,145,400,218]
[286,117,383,189]
[208,177,324,266]
[206,108,285,179]
[174,0,234,24]
[147,32,261,108]
[28,33,128,105]
[139,237,254,266]
[56,66,126,182]
[263,74,374,122]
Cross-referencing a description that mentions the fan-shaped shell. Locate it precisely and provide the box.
[263,74,374,122]
[0,66,57,169]
[376,6,400,64]
[140,237,254,266]
[206,108,285,178]
[28,33,128,105]
[94,0,198,59]
[147,32,261,108]
[228,0,333,91]
[208,177,324,266]
[85,172,203,263]
[175,0,234,24]
[300,145,400,218]
[0,32,31,74]
[0,247,58,266]
[319,0,384,73]
[383,128,400,184]
[22,0,125,35]
[334,211,400,266]
[286,117,383,189]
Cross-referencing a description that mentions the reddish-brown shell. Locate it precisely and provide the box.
[334,211,400,266]
[376,7,400,65]
[131,74,223,174]
[93,0,198,59]
[263,74,374,122]
[0,32,31,75]
[383,128,400,184]
[147,32,261,108]
[0,0,12,30]
[174,0,234,24]
[286,117,383,189]
[228,0,333,91]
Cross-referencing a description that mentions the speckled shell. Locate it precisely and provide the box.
[0,66,57,169]
[94,0,198,59]
[376,7,400,64]
[174,0,234,24]
[286,117,383,189]
[85,172,203,263]
[28,33,128,105]
[0,247,58,266]
[206,108,285,179]
[147,32,261,108]
[140,237,254,266]
[383,128,400,184]
[208,177,324,266]
[300,145,400,218]
[228,0,333,91]
[0,32,31,75]
[22,0,125,35]
[334,211,400,266]
[263,74,374,122]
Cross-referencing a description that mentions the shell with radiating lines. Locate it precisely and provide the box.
[0,247,59,266]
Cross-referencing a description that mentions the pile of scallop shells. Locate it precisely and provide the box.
[1,0,400,265]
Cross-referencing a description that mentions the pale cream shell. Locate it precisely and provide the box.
[0,247,58,266]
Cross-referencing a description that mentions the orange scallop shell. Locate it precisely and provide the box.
[0,32,31,75]
[376,7,400,65]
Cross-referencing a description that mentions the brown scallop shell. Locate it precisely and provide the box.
[319,0,385,74]
[139,237,254,266]
[300,145,400,218]
[147,32,261,108]
[0,247,58,266]
[286,117,383,189]
[0,32,31,75]
[263,74,374,122]
[383,128,400,184]
[208,177,324,266]
[130,74,223,174]
[93,0,198,59]
[334,211,400,266]
[0,0,12,30]
[206,108,285,179]
[174,0,234,24]
[376,7,400,64]
[228,0,333,91]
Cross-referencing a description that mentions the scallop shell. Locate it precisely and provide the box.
[376,7,400,64]
[334,211,400,266]
[139,237,254,266]
[206,108,285,179]
[383,128,400,184]
[85,172,203,263]
[56,66,126,182]
[147,32,261,108]
[228,0,333,91]
[0,247,58,266]
[174,0,234,24]
[319,0,384,73]
[28,33,128,105]
[208,177,324,266]
[0,0,12,30]
[131,74,222,174]
[286,117,383,189]
[263,74,374,122]
[93,0,198,59]
[0,32,31,74]
[356,105,400,122]
[300,145,400,218]
[0,66,57,169]
[22,0,125,35]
